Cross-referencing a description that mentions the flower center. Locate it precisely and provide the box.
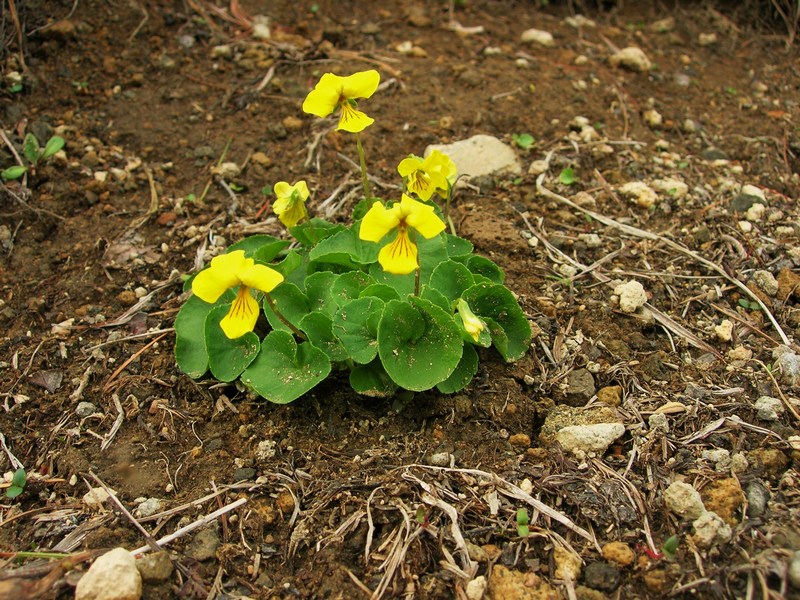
[230,286,253,318]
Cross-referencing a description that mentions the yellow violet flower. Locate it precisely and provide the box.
[273,180,309,228]
[359,194,446,275]
[456,298,486,342]
[302,70,380,133]
[192,250,284,339]
[397,150,457,200]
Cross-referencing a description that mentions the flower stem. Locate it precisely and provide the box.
[355,132,371,201]
[444,185,456,235]
[265,293,306,340]
[414,267,420,297]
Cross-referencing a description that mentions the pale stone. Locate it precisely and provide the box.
[746,203,766,222]
[752,270,778,296]
[742,184,766,201]
[652,178,689,199]
[425,135,521,181]
[714,319,733,342]
[134,498,162,518]
[692,511,732,548]
[755,396,783,421]
[211,161,240,179]
[619,181,657,208]
[643,109,662,128]
[528,159,549,175]
[553,546,582,581]
[555,423,625,456]
[698,33,718,46]
[789,551,800,589]
[520,28,555,47]
[466,575,488,600]
[609,47,651,72]
[614,280,647,313]
[664,481,706,520]
[75,548,142,600]
[83,487,115,509]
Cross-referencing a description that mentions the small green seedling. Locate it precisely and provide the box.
[6,468,27,499]
[661,534,679,559]
[516,508,530,537]
[512,133,535,150]
[1,133,65,181]
[559,167,576,186]
[738,298,763,311]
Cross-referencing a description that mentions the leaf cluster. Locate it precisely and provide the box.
[1,133,65,181]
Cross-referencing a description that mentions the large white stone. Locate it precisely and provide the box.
[520,28,555,47]
[555,422,625,455]
[425,135,521,182]
[664,481,705,520]
[76,548,142,600]
[692,511,732,548]
[609,47,652,72]
[614,280,647,313]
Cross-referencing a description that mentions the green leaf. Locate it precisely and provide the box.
[304,271,339,316]
[11,468,26,488]
[226,234,284,258]
[332,297,384,364]
[263,283,309,333]
[309,226,378,268]
[252,240,292,264]
[6,486,23,499]
[377,297,463,391]
[331,271,375,307]
[359,283,400,302]
[445,234,474,258]
[421,287,450,312]
[42,136,65,160]
[205,305,260,382]
[436,343,478,393]
[272,250,304,281]
[457,255,505,284]
[23,133,40,165]
[1,165,27,180]
[512,133,535,149]
[299,312,348,362]
[289,218,344,246]
[429,260,475,303]
[242,330,331,404]
[368,263,415,298]
[175,292,233,378]
[559,167,576,186]
[463,283,531,361]
[350,359,398,397]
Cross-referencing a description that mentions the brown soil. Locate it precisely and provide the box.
[1,1,799,599]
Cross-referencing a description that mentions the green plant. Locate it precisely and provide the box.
[1,133,65,181]
[512,133,535,150]
[174,70,531,404]
[559,167,576,186]
[516,508,530,537]
[661,534,679,559]
[6,468,26,499]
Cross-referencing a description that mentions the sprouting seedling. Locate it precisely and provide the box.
[6,468,27,499]
[661,534,679,559]
[516,508,530,537]
[2,133,65,181]
[512,133,535,150]
[559,167,576,186]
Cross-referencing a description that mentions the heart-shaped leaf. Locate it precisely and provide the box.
[175,291,234,378]
[463,283,531,361]
[429,260,475,303]
[205,305,260,382]
[263,283,309,333]
[436,342,478,393]
[350,359,398,397]
[304,271,338,316]
[242,330,331,404]
[332,297,384,364]
[300,311,348,362]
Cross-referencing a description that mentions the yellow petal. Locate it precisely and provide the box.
[359,201,401,242]
[302,73,342,118]
[397,156,423,178]
[425,150,458,186]
[341,70,380,100]
[378,229,418,275]
[273,181,293,199]
[406,170,436,201]
[277,201,308,228]
[239,263,284,294]
[338,103,374,133]
[457,299,485,342]
[400,194,446,239]
[192,250,248,303]
[220,286,259,339]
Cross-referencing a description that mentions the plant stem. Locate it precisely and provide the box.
[265,293,306,340]
[355,132,371,201]
[414,267,420,297]
[444,186,456,235]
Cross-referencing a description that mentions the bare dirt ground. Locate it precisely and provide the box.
[1,1,800,598]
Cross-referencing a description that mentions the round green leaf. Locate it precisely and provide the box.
[429,260,475,303]
[175,292,233,378]
[11,468,26,488]
[263,283,309,333]
[332,297,384,364]
[331,271,375,307]
[350,359,398,397]
[299,312,348,362]
[436,343,478,394]
[205,305,260,382]
[6,486,23,499]
[1,165,27,180]
[359,283,400,302]
[242,330,331,404]
[304,271,338,315]
[445,234,473,258]
[463,283,531,361]
[377,297,463,391]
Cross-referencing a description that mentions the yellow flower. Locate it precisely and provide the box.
[397,150,457,200]
[359,194,446,275]
[302,70,380,133]
[192,250,284,339]
[456,298,485,342]
[273,180,309,228]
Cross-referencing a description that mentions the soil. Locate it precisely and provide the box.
[1,1,799,599]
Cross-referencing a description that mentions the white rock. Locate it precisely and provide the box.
[698,33,718,46]
[701,448,731,472]
[755,396,784,421]
[614,280,647,313]
[528,159,549,175]
[134,498,162,518]
[773,345,800,387]
[564,15,596,28]
[75,548,142,600]
[752,270,778,296]
[789,550,800,589]
[619,181,658,208]
[211,44,233,59]
[555,423,625,456]
[251,15,271,41]
[648,412,669,434]
[83,487,115,509]
[738,220,753,233]
[609,47,651,72]
[643,109,662,128]
[742,184,766,201]
[692,511,732,548]
[425,135,521,182]
[520,28,554,47]
[578,233,602,248]
[553,546,582,581]
[256,440,277,460]
[211,161,240,179]
[727,345,753,363]
[466,575,487,600]
[714,319,734,342]
[652,178,689,199]
[664,481,706,520]
[746,203,766,222]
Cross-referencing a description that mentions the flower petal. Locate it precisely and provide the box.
[378,230,418,275]
[192,250,247,303]
[239,263,284,294]
[341,70,380,100]
[302,73,342,118]
[397,156,423,177]
[220,287,259,338]
[277,201,308,228]
[359,201,401,242]
[400,194,446,239]
[273,181,293,200]
[338,103,374,133]
[425,150,458,186]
